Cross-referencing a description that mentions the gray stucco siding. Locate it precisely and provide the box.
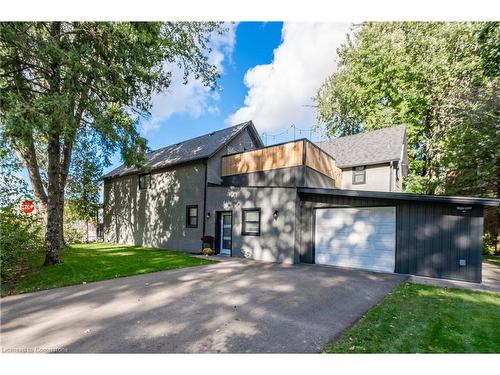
[207,127,260,185]
[297,192,484,283]
[341,162,401,192]
[205,186,298,264]
[104,161,206,253]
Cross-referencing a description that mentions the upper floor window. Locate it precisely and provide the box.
[139,173,151,190]
[352,166,366,185]
[186,205,198,228]
[242,208,261,236]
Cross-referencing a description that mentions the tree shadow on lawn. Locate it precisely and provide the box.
[1,244,215,296]
[325,282,500,353]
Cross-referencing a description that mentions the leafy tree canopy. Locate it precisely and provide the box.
[315,22,499,197]
[0,22,226,264]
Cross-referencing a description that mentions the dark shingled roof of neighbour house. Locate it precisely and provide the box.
[316,125,406,168]
[103,121,262,179]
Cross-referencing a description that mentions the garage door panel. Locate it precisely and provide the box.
[316,241,395,254]
[314,207,396,273]
[316,246,395,257]
[316,234,395,246]
[316,233,395,248]
[316,254,395,270]
[315,226,396,236]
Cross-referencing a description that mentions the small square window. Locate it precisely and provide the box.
[186,205,198,228]
[352,166,366,185]
[242,208,261,236]
[139,173,151,190]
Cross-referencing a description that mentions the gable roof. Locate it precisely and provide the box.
[316,125,406,168]
[103,121,262,179]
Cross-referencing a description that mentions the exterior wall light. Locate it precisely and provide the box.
[273,210,279,220]
[206,212,211,220]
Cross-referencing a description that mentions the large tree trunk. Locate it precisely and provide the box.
[43,21,65,265]
[58,188,65,248]
[44,134,62,265]
[58,140,73,247]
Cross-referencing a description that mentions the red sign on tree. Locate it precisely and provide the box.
[21,200,35,214]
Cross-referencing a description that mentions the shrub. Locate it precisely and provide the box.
[0,203,44,281]
[483,232,496,255]
[63,224,86,244]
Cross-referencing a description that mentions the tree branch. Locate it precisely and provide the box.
[13,133,48,208]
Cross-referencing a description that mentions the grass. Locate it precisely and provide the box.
[324,282,500,353]
[1,243,216,297]
[484,254,500,267]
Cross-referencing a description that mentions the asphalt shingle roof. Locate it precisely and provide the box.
[316,125,406,168]
[103,121,259,179]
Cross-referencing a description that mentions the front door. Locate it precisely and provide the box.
[220,212,232,256]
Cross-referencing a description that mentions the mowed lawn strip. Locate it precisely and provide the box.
[1,243,216,296]
[324,282,500,353]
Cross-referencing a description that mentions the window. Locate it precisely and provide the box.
[139,173,151,190]
[352,166,366,185]
[242,208,261,236]
[186,205,198,228]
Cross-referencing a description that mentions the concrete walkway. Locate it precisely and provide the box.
[1,259,404,353]
[409,262,500,294]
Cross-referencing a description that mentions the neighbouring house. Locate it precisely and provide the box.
[103,121,499,283]
[316,125,408,192]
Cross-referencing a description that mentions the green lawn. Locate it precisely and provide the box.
[1,243,216,296]
[324,282,500,353]
[484,254,500,267]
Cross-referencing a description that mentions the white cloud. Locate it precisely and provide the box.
[141,23,237,134]
[226,23,351,133]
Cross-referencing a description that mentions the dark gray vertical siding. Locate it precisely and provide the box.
[395,202,483,282]
[298,193,484,283]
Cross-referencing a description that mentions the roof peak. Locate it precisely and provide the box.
[316,125,406,168]
[146,120,252,155]
[103,120,258,179]
[318,125,406,144]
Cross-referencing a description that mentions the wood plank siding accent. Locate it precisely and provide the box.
[304,142,342,187]
[221,140,304,175]
[221,139,342,187]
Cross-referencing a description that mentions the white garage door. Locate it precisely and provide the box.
[314,207,396,273]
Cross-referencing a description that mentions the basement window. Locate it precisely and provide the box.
[186,205,198,228]
[352,166,366,185]
[242,208,261,236]
[138,173,151,190]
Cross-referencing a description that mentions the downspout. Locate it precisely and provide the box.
[389,161,393,192]
[202,159,208,238]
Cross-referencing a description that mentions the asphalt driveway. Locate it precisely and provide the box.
[1,258,405,353]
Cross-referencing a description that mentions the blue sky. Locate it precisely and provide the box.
[140,22,283,151]
[104,22,352,174]
[105,22,283,173]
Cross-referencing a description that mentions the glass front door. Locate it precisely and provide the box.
[220,212,232,256]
